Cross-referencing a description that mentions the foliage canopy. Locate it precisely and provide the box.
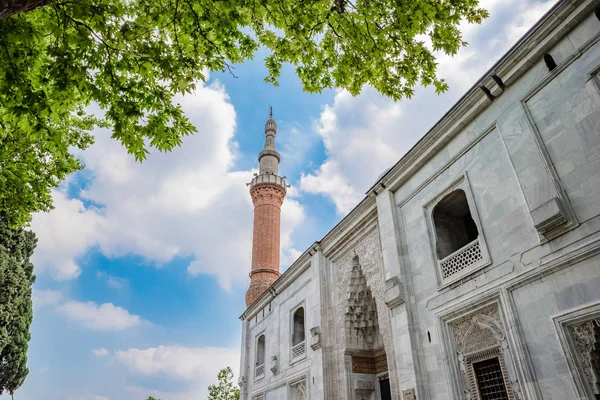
[0,0,487,226]
[143,366,239,400]
[208,366,239,400]
[0,213,36,396]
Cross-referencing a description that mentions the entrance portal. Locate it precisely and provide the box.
[345,253,391,400]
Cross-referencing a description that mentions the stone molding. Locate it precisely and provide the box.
[250,183,286,206]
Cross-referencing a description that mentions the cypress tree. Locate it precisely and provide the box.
[0,212,36,397]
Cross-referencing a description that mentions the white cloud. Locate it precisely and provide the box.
[96,272,128,289]
[504,1,555,44]
[92,348,109,357]
[57,300,145,331]
[117,345,239,399]
[32,289,144,331]
[300,0,558,215]
[31,193,105,280]
[32,289,63,308]
[30,79,304,290]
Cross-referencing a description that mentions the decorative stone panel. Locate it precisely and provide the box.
[290,378,307,400]
[449,303,520,400]
[354,379,375,400]
[352,356,377,374]
[350,353,388,374]
[568,318,600,397]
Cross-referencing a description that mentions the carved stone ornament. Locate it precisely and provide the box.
[384,276,404,309]
[354,379,374,400]
[449,303,517,399]
[249,184,286,206]
[270,354,278,374]
[345,253,380,348]
[450,304,505,355]
[290,378,307,400]
[238,375,246,388]
[568,318,600,397]
[530,197,568,238]
[332,228,396,397]
[310,326,322,350]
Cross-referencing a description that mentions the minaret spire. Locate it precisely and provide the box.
[245,109,287,306]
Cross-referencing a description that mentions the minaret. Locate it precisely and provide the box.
[246,108,287,306]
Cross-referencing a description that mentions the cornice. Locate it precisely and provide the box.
[366,0,596,197]
[319,196,378,257]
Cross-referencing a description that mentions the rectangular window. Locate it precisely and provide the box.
[473,357,509,400]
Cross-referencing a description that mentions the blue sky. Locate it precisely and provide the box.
[9,1,557,399]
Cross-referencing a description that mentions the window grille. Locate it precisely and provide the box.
[473,357,509,400]
[291,341,306,361]
[255,363,265,379]
[440,238,482,279]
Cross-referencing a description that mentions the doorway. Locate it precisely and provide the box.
[379,377,391,400]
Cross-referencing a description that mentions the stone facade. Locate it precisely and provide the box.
[239,1,600,398]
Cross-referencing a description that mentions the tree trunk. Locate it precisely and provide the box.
[0,0,57,19]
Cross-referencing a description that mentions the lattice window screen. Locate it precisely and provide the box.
[291,341,306,360]
[473,357,509,400]
[440,239,483,278]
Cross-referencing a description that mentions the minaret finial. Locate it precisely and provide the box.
[269,106,273,119]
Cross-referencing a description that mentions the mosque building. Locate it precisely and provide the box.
[239,0,600,398]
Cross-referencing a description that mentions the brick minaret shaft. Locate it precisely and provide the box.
[246,108,287,306]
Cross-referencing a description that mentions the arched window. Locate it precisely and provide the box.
[255,334,266,379]
[432,189,479,260]
[292,307,305,346]
[291,307,306,362]
[256,335,265,366]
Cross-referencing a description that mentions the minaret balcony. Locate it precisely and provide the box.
[258,149,281,163]
[248,173,288,193]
